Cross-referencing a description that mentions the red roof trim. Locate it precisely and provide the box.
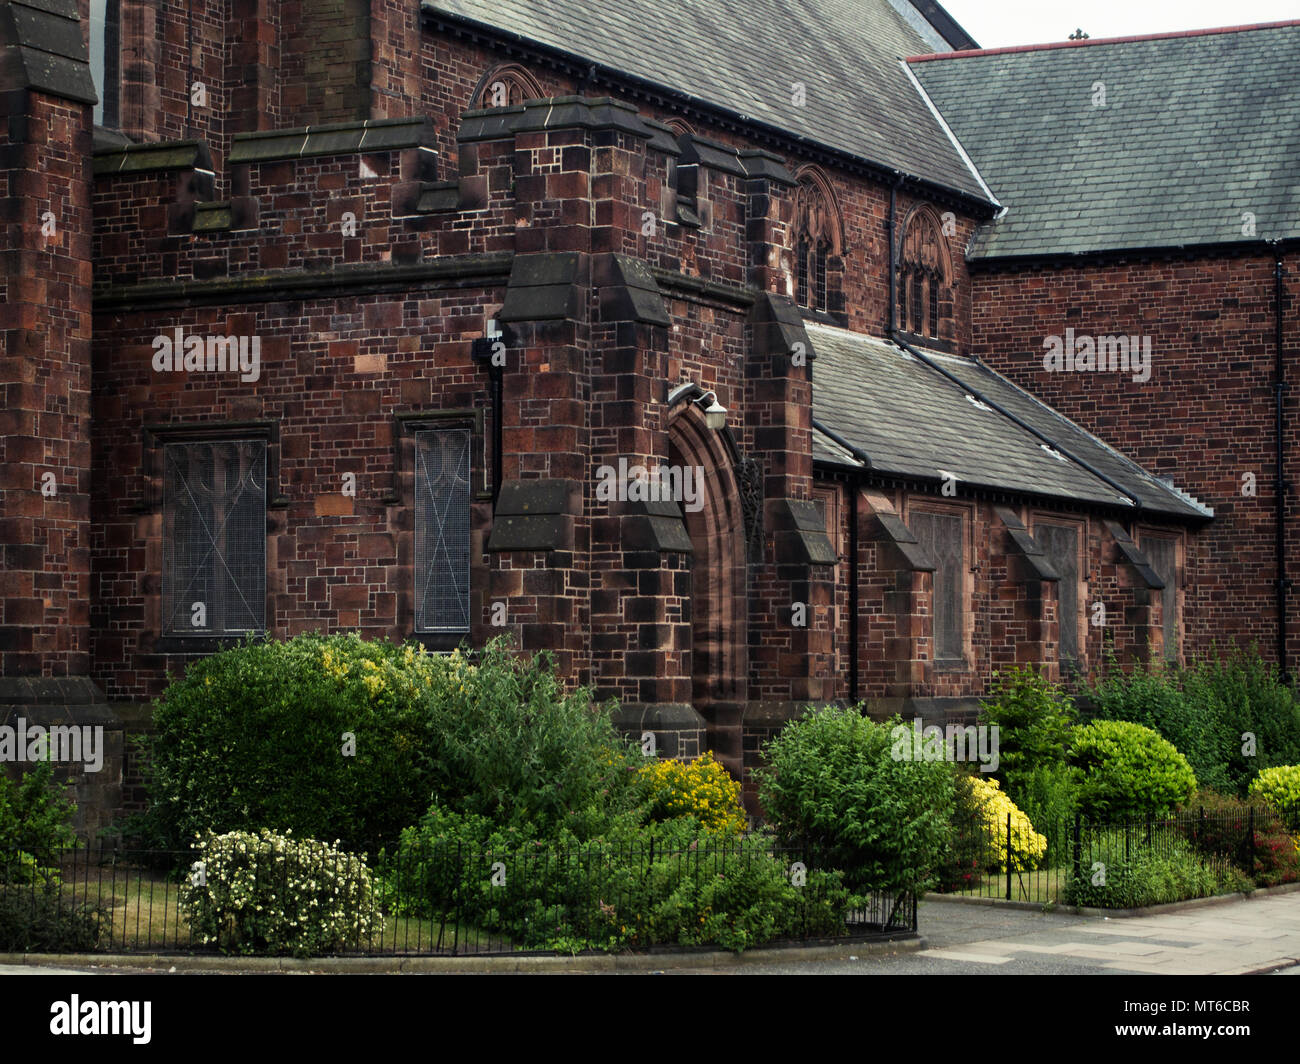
[906,18,1300,63]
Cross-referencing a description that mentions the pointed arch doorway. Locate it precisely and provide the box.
[667,403,749,783]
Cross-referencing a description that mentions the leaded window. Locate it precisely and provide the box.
[162,440,266,635]
[1037,523,1081,665]
[414,426,471,633]
[914,511,964,664]
[1142,535,1179,661]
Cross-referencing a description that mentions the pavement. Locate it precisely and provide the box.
[4,889,1300,975]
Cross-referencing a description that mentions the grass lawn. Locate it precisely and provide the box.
[49,863,502,954]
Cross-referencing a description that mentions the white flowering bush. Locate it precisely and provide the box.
[180,828,384,956]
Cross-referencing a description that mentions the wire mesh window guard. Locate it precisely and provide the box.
[414,426,471,633]
[162,440,266,635]
[1037,523,1081,664]
[914,511,964,663]
[1141,535,1179,661]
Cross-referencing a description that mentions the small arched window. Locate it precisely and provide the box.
[792,167,844,314]
[896,207,954,342]
[472,63,546,109]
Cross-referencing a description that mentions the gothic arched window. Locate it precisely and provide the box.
[896,207,954,341]
[792,167,843,314]
[472,63,546,109]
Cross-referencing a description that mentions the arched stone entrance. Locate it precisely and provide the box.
[667,405,749,782]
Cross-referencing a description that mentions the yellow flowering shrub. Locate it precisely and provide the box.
[961,775,1047,872]
[635,752,747,835]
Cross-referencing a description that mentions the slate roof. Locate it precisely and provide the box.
[421,0,990,202]
[909,22,1300,259]
[808,323,1211,521]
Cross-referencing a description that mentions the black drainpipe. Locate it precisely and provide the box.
[888,174,902,336]
[1274,245,1290,682]
[847,478,859,703]
[491,360,503,506]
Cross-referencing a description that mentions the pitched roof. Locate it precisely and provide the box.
[909,21,1300,260]
[808,323,1211,521]
[421,0,990,201]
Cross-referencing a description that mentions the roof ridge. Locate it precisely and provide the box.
[906,18,1300,63]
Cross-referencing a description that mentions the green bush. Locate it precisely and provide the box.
[416,638,640,838]
[979,666,1076,793]
[139,633,636,854]
[389,809,859,953]
[180,828,384,956]
[0,761,78,884]
[1068,720,1196,822]
[140,633,451,853]
[755,707,955,894]
[1249,766,1300,832]
[1178,789,1300,888]
[0,880,107,952]
[1064,830,1242,908]
[1088,647,1300,797]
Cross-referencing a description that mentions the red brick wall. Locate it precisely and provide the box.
[970,256,1297,673]
[1,92,95,677]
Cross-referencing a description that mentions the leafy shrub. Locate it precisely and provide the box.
[979,666,1076,793]
[416,638,639,838]
[180,828,384,957]
[141,633,452,853]
[1012,762,1081,841]
[633,752,746,836]
[1088,647,1300,797]
[1249,766,1300,833]
[0,761,78,859]
[389,810,858,953]
[1180,789,1300,888]
[140,633,635,854]
[958,775,1047,872]
[755,707,955,894]
[1064,830,1239,908]
[0,761,78,884]
[1068,720,1196,821]
[0,880,107,952]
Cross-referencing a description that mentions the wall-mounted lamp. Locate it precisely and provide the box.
[697,391,728,431]
[665,381,728,431]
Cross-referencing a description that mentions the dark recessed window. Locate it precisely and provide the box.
[1037,523,1081,665]
[162,440,266,636]
[89,0,121,128]
[913,511,964,664]
[414,426,471,633]
[1141,535,1178,662]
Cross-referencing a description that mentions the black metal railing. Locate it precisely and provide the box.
[937,804,1297,907]
[0,838,915,957]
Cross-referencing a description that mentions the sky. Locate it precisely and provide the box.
[938,0,1299,49]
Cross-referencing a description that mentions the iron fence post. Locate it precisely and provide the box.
[1006,810,1012,901]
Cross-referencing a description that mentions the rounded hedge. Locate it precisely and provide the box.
[1249,765,1300,833]
[755,707,955,894]
[141,633,458,853]
[1068,720,1196,822]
